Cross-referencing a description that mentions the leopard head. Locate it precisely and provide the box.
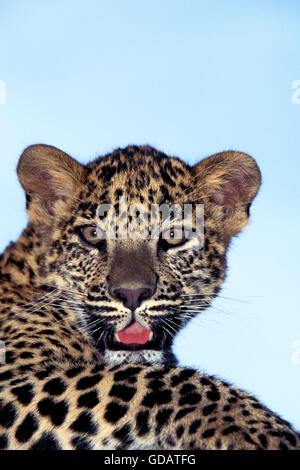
[16,144,261,365]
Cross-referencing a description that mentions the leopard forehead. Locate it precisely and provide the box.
[82,145,192,206]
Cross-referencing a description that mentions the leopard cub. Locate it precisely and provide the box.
[0,143,298,450]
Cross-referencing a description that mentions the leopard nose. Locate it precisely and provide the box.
[112,287,153,311]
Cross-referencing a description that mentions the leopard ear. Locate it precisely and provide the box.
[191,151,261,238]
[17,144,85,223]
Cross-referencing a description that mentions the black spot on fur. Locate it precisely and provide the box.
[11,383,34,405]
[35,366,55,380]
[15,412,39,443]
[91,364,104,374]
[171,369,195,386]
[37,398,69,426]
[189,419,201,434]
[155,408,173,434]
[101,165,116,181]
[174,407,196,421]
[251,403,263,410]
[202,403,217,416]
[179,393,201,406]
[71,435,93,450]
[179,383,196,395]
[43,377,67,396]
[20,351,33,359]
[104,402,128,424]
[30,432,61,450]
[200,377,213,387]
[176,425,184,438]
[78,390,99,409]
[70,411,98,435]
[142,389,172,408]
[109,384,136,402]
[145,368,170,379]
[0,402,17,428]
[206,388,221,402]
[136,410,150,436]
[65,367,84,378]
[148,379,164,390]
[215,439,222,449]
[282,431,297,447]
[0,433,8,450]
[228,397,237,404]
[0,370,12,382]
[113,423,134,449]
[258,433,268,448]
[76,374,102,390]
[114,367,142,381]
[202,428,216,438]
[222,425,240,435]
[279,442,289,450]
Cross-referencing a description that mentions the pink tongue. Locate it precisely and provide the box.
[117,321,151,345]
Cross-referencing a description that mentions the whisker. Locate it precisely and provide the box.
[160,320,174,338]
[182,294,249,304]
[162,318,178,333]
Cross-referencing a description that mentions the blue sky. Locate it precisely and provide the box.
[0,0,299,428]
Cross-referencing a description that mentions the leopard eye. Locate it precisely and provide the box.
[79,226,105,246]
[159,227,188,250]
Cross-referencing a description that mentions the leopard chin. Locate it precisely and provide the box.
[90,321,178,365]
[103,348,166,366]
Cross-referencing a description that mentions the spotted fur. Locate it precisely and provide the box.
[0,144,298,450]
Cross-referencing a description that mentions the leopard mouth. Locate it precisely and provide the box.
[115,320,153,344]
[106,321,168,351]
[86,312,174,353]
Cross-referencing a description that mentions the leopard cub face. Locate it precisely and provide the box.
[14,144,261,365]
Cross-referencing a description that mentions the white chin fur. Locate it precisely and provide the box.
[103,349,164,366]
